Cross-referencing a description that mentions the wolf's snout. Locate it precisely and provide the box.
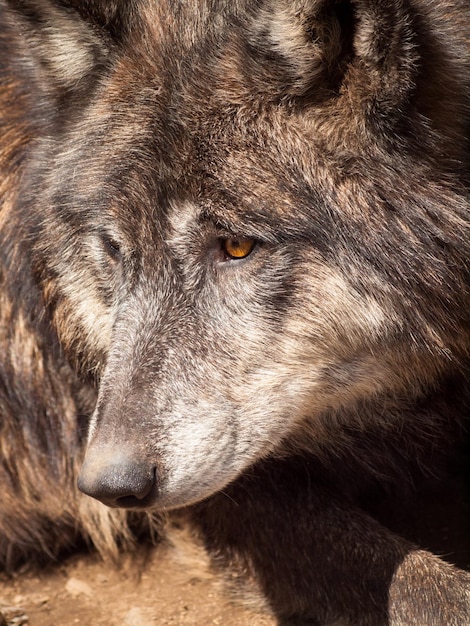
[78,452,156,509]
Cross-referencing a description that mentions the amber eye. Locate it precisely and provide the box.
[222,238,256,260]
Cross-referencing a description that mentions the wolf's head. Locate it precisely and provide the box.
[10,0,470,509]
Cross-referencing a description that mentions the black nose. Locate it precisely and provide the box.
[78,453,156,509]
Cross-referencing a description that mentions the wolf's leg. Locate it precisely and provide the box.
[192,458,470,626]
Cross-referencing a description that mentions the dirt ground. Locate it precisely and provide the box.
[0,526,276,626]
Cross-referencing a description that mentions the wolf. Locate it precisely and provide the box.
[1,0,470,624]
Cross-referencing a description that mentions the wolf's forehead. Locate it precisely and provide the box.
[138,0,245,44]
[130,0,243,68]
[118,0,289,111]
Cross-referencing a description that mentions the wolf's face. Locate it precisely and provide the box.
[54,104,397,510]
[14,0,469,509]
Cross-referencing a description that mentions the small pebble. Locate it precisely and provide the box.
[65,578,93,598]
[123,607,149,626]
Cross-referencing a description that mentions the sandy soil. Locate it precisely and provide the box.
[0,527,276,626]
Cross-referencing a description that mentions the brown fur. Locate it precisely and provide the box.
[1,1,470,624]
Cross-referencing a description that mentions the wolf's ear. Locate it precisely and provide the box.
[6,0,116,105]
[255,0,418,113]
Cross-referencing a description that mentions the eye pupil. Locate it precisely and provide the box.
[223,238,255,260]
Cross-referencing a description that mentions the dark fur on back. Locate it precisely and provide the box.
[1,1,470,624]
